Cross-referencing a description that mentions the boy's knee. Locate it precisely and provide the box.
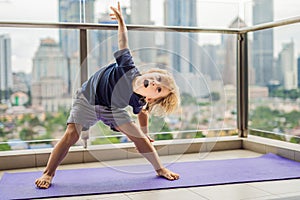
[66,130,79,140]
[64,124,81,144]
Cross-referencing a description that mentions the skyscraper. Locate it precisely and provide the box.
[58,0,96,91]
[277,40,297,90]
[32,38,68,83]
[164,0,198,74]
[164,0,203,97]
[298,56,300,88]
[129,0,155,63]
[0,34,13,103]
[58,0,95,57]
[252,0,274,86]
[31,38,70,112]
[222,17,247,86]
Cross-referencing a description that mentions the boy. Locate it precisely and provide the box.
[35,2,180,189]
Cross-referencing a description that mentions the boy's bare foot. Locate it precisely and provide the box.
[156,167,179,181]
[35,174,53,189]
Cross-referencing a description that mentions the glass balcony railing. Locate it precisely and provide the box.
[0,0,299,152]
[246,22,300,143]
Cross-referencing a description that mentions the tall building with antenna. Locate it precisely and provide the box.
[58,0,96,92]
[164,0,198,74]
[252,0,274,86]
[0,34,13,103]
[129,0,155,64]
[164,0,205,97]
[58,0,95,57]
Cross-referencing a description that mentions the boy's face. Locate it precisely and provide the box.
[134,72,170,102]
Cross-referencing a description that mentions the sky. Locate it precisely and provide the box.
[0,0,299,73]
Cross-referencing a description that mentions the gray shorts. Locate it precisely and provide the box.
[67,88,133,131]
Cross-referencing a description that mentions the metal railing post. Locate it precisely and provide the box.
[80,29,88,85]
[237,33,248,138]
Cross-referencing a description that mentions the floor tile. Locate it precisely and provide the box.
[247,179,300,195]
[276,193,300,200]
[189,184,272,200]
[40,193,131,200]
[241,195,281,200]
[127,188,207,200]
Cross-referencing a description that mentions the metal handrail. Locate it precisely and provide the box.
[0,16,299,34]
[239,16,300,33]
[0,21,239,34]
[0,128,236,145]
[249,128,300,139]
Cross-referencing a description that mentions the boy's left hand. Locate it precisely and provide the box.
[146,134,155,142]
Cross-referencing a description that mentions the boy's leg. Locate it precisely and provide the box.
[116,122,179,180]
[35,123,82,189]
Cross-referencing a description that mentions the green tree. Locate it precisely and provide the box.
[195,131,205,138]
[289,89,300,100]
[181,92,197,106]
[0,128,7,138]
[0,143,11,151]
[16,114,32,126]
[91,137,120,145]
[290,136,300,144]
[211,92,220,101]
[44,108,69,135]
[190,115,198,124]
[250,129,285,141]
[25,90,32,106]
[95,121,115,135]
[270,88,300,100]
[19,128,35,141]
[250,106,280,131]
[285,111,300,127]
[90,121,119,145]
[179,130,206,139]
[148,116,173,140]
[155,132,173,140]
[30,116,41,127]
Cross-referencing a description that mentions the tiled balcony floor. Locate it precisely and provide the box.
[1,149,300,200]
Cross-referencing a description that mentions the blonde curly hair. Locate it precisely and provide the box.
[142,68,180,116]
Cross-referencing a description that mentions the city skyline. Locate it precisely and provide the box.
[0,0,299,74]
[2,0,297,103]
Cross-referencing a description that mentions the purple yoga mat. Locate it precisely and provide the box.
[1,153,300,200]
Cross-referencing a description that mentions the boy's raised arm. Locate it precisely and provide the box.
[110,2,128,50]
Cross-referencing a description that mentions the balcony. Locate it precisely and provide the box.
[2,136,300,199]
[1,134,300,199]
[1,0,300,199]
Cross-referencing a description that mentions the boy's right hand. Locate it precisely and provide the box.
[109,1,128,50]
